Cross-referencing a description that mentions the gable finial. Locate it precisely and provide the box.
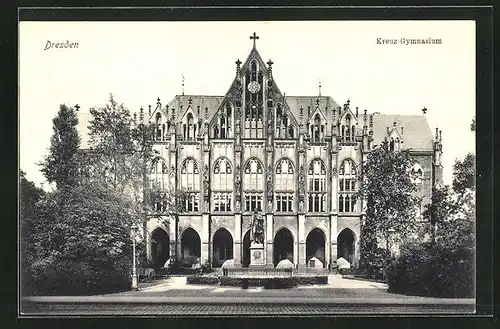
[235,59,242,77]
[181,73,185,96]
[250,32,259,48]
[422,107,428,114]
[319,80,322,97]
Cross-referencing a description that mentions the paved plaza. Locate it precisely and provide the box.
[21,275,475,315]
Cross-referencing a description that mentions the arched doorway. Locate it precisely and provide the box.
[180,228,201,266]
[212,228,234,267]
[242,230,251,267]
[273,228,294,267]
[306,228,326,267]
[337,228,356,264]
[151,228,170,268]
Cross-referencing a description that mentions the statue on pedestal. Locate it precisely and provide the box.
[250,210,264,244]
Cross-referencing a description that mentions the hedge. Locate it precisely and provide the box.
[186,275,220,285]
[386,243,474,298]
[215,275,328,288]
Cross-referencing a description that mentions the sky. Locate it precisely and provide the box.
[19,20,475,189]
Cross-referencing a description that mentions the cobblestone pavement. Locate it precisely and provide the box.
[22,302,475,315]
[21,276,475,315]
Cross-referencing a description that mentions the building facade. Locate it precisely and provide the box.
[138,35,444,269]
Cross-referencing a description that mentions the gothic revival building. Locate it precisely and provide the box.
[84,33,444,269]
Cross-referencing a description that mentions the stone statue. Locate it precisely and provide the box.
[203,164,209,196]
[298,165,305,195]
[250,210,264,244]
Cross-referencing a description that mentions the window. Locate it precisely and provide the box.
[310,114,325,142]
[276,193,294,212]
[308,159,327,212]
[244,60,264,138]
[185,193,199,212]
[275,104,296,139]
[213,192,232,212]
[155,113,164,141]
[183,113,197,141]
[213,157,233,190]
[341,114,355,143]
[243,158,264,212]
[275,158,294,190]
[244,193,263,212]
[213,103,233,138]
[180,158,200,191]
[338,159,357,213]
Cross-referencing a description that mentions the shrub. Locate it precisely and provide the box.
[294,276,328,285]
[186,274,220,285]
[386,242,474,298]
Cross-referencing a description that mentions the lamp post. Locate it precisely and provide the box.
[131,222,139,291]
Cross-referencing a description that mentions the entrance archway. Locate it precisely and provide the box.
[306,228,326,267]
[151,228,170,268]
[273,228,294,267]
[180,228,201,266]
[337,228,356,264]
[212,228,233,267]
[242,230,251,267]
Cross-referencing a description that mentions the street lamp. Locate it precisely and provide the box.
[131,222,139,291]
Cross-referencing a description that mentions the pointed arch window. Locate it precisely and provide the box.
[155,113,164,141]
[183,113,197,141]
[308,159,327,212]
[338,159,357,213]
[244,60,264,138]
[212,157,233,212]
[275,158,295,212]
[243,158,264,212]
[275,103,296,139]
[214,103,233,139]
[150,157,168,212]
[180,158,200,191]
[341,114,356,143]
[310,114,325,142]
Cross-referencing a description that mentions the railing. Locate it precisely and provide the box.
[223,267,293,277]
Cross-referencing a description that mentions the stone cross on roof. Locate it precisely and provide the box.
[250,32,259,48]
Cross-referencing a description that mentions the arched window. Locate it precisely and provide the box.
[275,104,296,139]
[180,158,200,212]
[213,103,233,139]
[275,158,294,212]
[155,113,163,141]
[243,157,264,212]
[150,157,168,212]
[183,113,196,141]
[212,157,233,212]
[410,163,424,185]
[341,114,355,143]
[244,60,263,138]
[339,159,357,213]
[308,159,327,212]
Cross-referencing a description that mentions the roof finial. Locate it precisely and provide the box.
[235,59,242,77]
[181,73,185,96]
[422,107,427,114]
[74,104,80,111]
[319,80,322,97]
[250,32,259,48]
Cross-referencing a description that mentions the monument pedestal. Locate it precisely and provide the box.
[249,242,265,267]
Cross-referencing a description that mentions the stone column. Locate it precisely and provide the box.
[201,213,210,265]
[298,213,306,270]
[233,213,242,267]
[265,213,273,267]
[330,214,338,266]
[169,216,177,262]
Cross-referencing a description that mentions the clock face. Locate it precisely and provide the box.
[247,81,261,94]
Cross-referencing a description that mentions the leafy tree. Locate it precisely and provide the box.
[40,104,81,189]
[357,143,421,274]
[422,153,475,249]
[23,181,135,295]
[20,171,46,290]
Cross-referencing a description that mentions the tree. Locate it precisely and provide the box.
[422,153,475,249]
[357,144,421,275]
[20,171,46,291]
[23,181,136,295]
[470,117,475,132]
[40,104,81,189]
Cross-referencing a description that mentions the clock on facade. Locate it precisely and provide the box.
[247,81,261,94]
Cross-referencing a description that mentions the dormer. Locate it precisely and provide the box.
[211,101,234,139]
[339,100,358,143]
[387,121,404,151]
[308,100,327,143]
[275,102,297,139]
[180,104,198,142]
